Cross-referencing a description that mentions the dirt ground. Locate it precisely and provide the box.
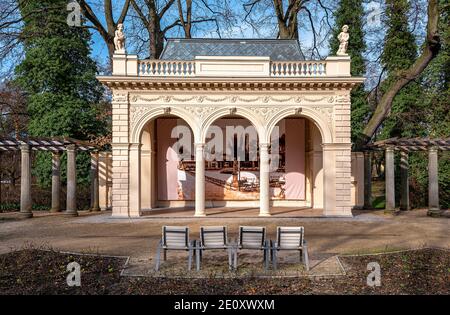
[0,248,448,294]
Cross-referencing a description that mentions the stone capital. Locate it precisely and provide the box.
[428,146,439,153]
[129,143,142,150]
[259,143,270,150]
[322,143,352,151]
[195,143,206,150]
[66,144,77,152]
[385,146,395,153]
[19,144,30,152]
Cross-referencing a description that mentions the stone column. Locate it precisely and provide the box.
[19,144,33,218]
[363,151,372,209]
[90,151,100,212]
[129,143,141,217]
[65,145,78,216]
[427,146,440,216]
[385,146,395,211]
[50,151,61,212]
[399,150,410,211]
[194,143,206,217]
[259,143,270,216]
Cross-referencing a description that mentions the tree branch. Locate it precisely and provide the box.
[358,0,441,149]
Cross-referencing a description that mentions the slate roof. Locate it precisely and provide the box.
[160,39,304,61]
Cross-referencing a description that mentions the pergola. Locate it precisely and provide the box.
[0,136,101,218]
[363,137,450,216]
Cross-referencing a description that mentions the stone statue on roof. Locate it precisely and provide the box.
[114,23,126,53]
[337,25,349,56]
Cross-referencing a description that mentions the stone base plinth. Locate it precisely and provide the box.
[18,212,33,219]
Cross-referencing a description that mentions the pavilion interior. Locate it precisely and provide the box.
[138,115,324,214]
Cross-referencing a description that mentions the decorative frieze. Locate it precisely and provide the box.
[129,94,341,106]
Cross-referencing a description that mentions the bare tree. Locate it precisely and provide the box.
[177,0,193,37]
[129,0,223,59]
[0,1,65,77]
[177,0,224,38]
[77,0,131,62]
[0,83,28,138]
[128,0,175,59]
[243,0,334,58]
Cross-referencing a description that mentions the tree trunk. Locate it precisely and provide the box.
[148,19,164,59]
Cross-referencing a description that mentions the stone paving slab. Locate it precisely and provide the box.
[120,251,345,278]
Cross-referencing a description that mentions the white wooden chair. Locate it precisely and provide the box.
[155,226,195,271]
[271,226,309,271]
[196,226,234,271]
[235,226,269,270]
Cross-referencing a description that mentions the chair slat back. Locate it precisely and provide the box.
[163,226,189,248]
[277,226,304,248]
[201,226,227,247]
[239,226,265,248]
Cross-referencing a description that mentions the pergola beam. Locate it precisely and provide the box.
[364,137,450,151]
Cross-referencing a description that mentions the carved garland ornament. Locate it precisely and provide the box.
[130,95,339,104]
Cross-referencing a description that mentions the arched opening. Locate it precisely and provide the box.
[268,116,324,211]
[202,114,261,209]
[139,115,196,211]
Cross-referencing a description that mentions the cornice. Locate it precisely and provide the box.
[97,76,364,91]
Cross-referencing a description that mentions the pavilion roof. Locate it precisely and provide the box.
[160,38,305,61]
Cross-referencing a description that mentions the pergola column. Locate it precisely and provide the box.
[194,143,206,217]
[399,150,410,211]
[65,144,78,216]
[427,146,440,216]
[19,144,33,218]
[385,146,395,211]
[259,143,270,217]
[363,151,372,209]
[50,151,61,212]
[90,151,100,212]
